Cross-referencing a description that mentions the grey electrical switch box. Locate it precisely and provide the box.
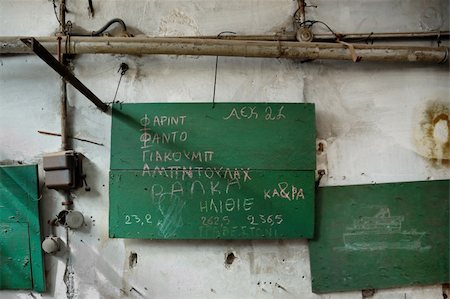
[43,151,83,190]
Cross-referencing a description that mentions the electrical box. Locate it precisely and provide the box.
[43,150,83,190]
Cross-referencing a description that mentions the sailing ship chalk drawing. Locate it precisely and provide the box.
[336,207,430,251]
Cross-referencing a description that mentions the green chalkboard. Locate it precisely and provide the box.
[109,103,316,239]
[309,180,450,293]
[0,165,45,292]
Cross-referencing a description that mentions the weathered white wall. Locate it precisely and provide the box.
[0,0,449,298]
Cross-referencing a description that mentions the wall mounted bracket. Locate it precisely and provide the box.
[20,37,108,112]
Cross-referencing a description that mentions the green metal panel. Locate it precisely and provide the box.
[110,103,316,239]
[0,165,45,292]
[0,222,32,290]
[309,180,450,294]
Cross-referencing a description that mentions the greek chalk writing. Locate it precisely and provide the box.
[199,197,254,213]
[140,131,188,146]
[141,114,187,127]
[199,225,278,238]
[264,182,304,200]
[150,181,245,200]
[153,115,187,126]
[141,150,214,163]
[223,106,286,121]
[223,106,259,120]
[142,166,252,183]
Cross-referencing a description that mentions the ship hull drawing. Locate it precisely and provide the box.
[338,207,429,251]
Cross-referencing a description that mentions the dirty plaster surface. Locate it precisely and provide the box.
[0,0,449,298]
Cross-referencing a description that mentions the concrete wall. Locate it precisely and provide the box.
[0,0,449,298]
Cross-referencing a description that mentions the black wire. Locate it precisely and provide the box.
[52,0,64,28]
[298,20,339,39]
[112,63,129,103]
[69,18,128,36]
[212,31,236,108]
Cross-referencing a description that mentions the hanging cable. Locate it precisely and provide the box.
[111,63,129,104]
[211,31,236,108]
[52,0,64,29]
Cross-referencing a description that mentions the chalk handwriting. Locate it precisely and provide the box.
[199,197,254,213]
[141,114,187,127]
[223,106,259,120]
[142,166,252,183]
[142,150,214,163]
[223,105,286,121]
[264,182,305,200]
[200,216,230,226]
[199,225,278,238]
[124,214,152,226]
[150,180,244,200]
[140,131,188,146]
[265,106,285,121]
[247,214,283,226]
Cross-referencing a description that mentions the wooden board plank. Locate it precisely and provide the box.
[109,170,314,239]
[109,103,316,239]
[0,222,32,290]
[309,180,450,294]
[0,165,45,292]
[110,103,315,170]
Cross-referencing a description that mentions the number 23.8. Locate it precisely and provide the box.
[125,214,152,225]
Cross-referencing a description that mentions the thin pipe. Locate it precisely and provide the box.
[179,31,449,42]
[59,0,72,210]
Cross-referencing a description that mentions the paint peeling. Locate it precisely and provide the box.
[414,101,450,166]
[159,9,200,36]
[63,258,76,299]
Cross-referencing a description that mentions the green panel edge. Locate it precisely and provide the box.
[0,165,45,292]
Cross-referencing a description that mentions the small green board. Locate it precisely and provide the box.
[0,222,32,290]
[309,180,450,293]
[110,103,316,239]
[0,165,45,292]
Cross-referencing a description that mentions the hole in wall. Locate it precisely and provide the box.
[225,251,236,266]
[129,252,138,269]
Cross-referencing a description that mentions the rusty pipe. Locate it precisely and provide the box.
[1,36,448,64]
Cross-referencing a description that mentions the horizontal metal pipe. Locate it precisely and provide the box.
[1,36,448,64]
[180,31,449,42]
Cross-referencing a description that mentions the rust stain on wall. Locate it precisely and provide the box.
[414,101,450,166]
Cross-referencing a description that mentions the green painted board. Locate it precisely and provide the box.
[309,180,450,294]
[0,165,45,292]
[0,222,32,290]
[110,103,315,170]
[110,103,316,239]
[110,170,314,239]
